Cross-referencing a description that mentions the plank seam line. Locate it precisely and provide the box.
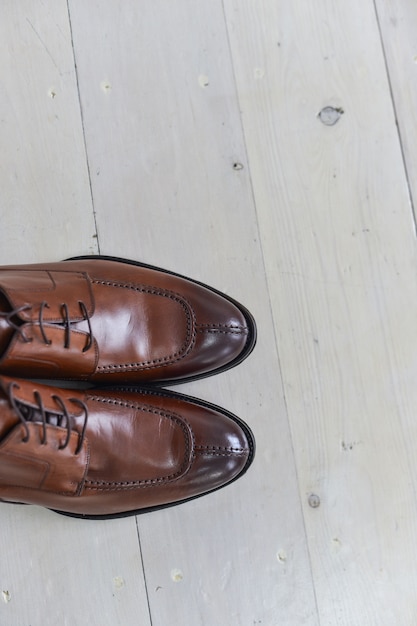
[372,0,417,237]
[221,1,322,621]
[66,1,101,253]
[135,516,154,626]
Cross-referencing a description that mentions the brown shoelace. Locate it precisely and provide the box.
[0,300,94,352]
[8,381,89,455]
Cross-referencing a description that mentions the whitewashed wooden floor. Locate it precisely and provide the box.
[1,1,417,624]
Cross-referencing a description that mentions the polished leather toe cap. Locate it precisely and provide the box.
[135,387,254,499]
[0,379,255,519]
[0,256,256,384]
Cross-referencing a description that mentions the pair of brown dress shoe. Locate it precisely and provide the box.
[0,256,256,519]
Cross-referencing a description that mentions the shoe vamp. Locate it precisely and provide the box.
[79,398,192,484]
[79,282,194,370]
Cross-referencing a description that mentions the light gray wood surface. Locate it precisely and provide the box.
[1,1,417,624]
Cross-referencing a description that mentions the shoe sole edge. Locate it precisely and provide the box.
[51,385,255,520]
[63,254,257,386]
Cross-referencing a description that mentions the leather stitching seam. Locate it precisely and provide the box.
[91,280,196,371]
[84,395,192,488]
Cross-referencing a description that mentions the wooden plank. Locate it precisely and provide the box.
[374,0,417,223]
[224,0,417,623]
[0,4,150,626]
[0,507,149,626]
[67,1,318,624]
[0,1,97,263]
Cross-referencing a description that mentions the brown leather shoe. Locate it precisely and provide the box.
[0,256,256,384]
[0,377,254,519]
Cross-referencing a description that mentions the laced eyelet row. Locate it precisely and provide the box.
[0,300,94,352]
[8,382,89,455]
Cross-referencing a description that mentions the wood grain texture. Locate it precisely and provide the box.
[1,0,417,624]
[0,4,147,626]
[225,0,417,623]
[0,507,150,626]
[66,0,256,283]
[374,0,417,227]
[0,1,97,263]
[66,1,317,624]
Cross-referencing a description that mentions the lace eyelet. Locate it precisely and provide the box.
[9,386,88,457]
[4,300,93,352]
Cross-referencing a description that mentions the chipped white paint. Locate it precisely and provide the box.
[170,569,183,583]
[100,80,112,93]
[331,538,342,554]
[277,550,287,563]
[113,576,125,590]
[2,590,11,604]
[198,74,209,88]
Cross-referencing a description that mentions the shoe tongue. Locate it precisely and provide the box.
[0,292,16,358]
[0,386,21,441]
[0,377,86,442]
